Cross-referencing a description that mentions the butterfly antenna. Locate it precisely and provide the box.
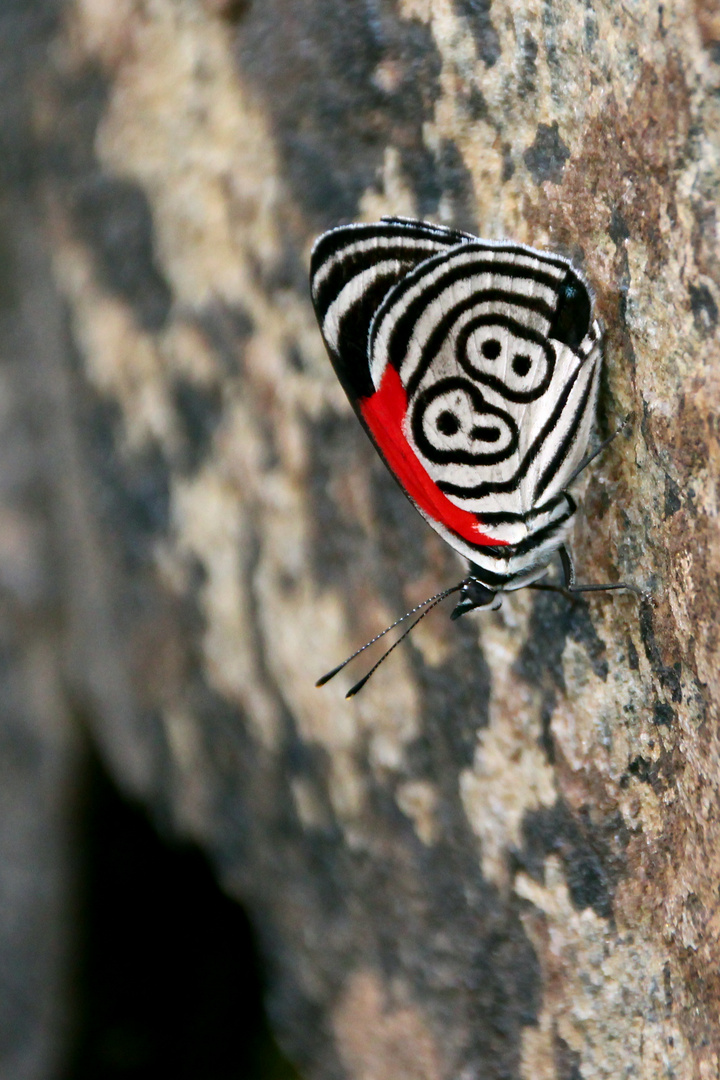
[345,587,463,698]
[316,583,464,689]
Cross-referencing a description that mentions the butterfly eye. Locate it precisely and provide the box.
[512,354,532,377]
[436,411,460,436]
[481,339,501,360]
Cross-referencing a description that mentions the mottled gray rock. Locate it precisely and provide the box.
[0,203,80,1080]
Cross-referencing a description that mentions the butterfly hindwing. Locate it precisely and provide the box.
[365,240,601,558]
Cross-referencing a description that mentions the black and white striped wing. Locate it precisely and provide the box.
[310,218,472,404]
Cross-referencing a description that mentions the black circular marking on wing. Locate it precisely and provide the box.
[456,314,555,402]
[410,376,518,466]
[512,354,532,377]
[436,408,459,434]
[481,338,501,360]
[436,410,460,436]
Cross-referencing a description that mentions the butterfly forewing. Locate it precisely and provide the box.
[310,218,472,403]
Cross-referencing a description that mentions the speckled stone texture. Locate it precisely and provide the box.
[5,0,720,1076]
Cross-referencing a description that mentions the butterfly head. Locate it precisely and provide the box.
[450,577,501,620]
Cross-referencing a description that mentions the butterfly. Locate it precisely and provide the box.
[310,217,640,695]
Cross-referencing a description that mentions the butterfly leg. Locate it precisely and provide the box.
[526,547,644,597]
[565,415,632,488]
[558,545,644,596]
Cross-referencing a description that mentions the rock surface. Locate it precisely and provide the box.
[2,0,720,1076]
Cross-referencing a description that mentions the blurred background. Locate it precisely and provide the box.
[0,2,301,1076]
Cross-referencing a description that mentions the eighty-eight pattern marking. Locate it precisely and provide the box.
[311,217,602,604]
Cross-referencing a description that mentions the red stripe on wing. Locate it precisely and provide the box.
[360,365,505,549]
